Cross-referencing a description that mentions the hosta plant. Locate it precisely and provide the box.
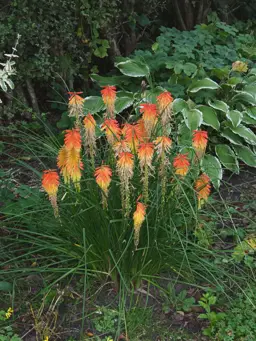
[89,59,256,184]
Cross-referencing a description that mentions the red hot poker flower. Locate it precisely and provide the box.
[137,142,155,170]
[101,86,116,117]
[94,165,112,194]
[42,170,60,217]
[157,91,174,130]
[102,119,121,146]
[192,130,208,160]
[140,103,158,137]
[133,200,146,249]
[195,173,211,209]
[64,129,82,151]
[67,92,84,120]
[173,153,190,177]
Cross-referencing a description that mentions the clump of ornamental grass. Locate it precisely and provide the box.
[1,86,240,292]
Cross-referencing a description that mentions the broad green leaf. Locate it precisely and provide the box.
[208,100,229,113]
[247,107,256,119]
[5,78,14,90]
[215,144,239,173]
[189,78,219,93]
[197,105,220,130]
[242,112,256,125]
[115,97,134,114]
[244,85,256,99]
[182,108,203,131]
[90,74,128,86]
[57,111,72,129]
[0,281,12,291]
[174,63,183,74]
[221,128,244,145]
[172,99,188,114]
[226,110,243,127]
[202,154,223,189]
[178,123,192,146]
[115,59,150,77]
[94,46,108,58]
[232,91,256,105]
[232,145,256,167]
[227,77,242,86]
[183,63,197,76]
[84,96,105,114]
[230,125,256,145]
[0,79,7,92]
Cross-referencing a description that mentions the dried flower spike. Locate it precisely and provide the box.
[138,142,154,203]
[83,114,96,166]
[68,92,84,125]
[157,91,173,132]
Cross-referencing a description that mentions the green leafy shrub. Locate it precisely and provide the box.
[214,289,256,340]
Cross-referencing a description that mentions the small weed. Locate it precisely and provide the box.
[161,284,195,314]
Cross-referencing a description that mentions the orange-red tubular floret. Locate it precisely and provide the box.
[42,170,59,196]
[94,165,112,193]
[195,173,211,208]
[102,118,121,145]
[64,129,82,151]
[192,130,208,159]
[83,113,96,133]
[173,153,190,177]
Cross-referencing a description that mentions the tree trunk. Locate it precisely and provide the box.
[26,79,40,115]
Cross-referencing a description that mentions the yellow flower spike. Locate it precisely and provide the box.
[195,173,211,209]
[42,170,60,218]
[101,86,116,118]
[5,307,14,320]
[94,165,112,208]
[232,61,248,73]
[133,200,146,249]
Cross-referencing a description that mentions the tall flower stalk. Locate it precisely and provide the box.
[83,113,96,168]
[117,152,134,217]
[154,136,172,207]
[157,91,173,134]
[137,143,154,203]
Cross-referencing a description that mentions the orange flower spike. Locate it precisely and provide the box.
[157,91,173,112]
[101,86,116,118]
[154,136,172,156]
[117,152,134,179]
[57,146,69,184]
[83,113,96,134]
[42,170,60,217]
[173,154,190,177]
[195,173,211,209]
[133,201,146,249]
[67,92,84,121]
[192,130,208,160]
[94,165,112,208]
[122,123,143,153]
[137,142,155,170]
[157,91,174,131]
[64,129,82,151]
[113,140,130,157]
[140,103,158,137]
[102,119,121,146]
